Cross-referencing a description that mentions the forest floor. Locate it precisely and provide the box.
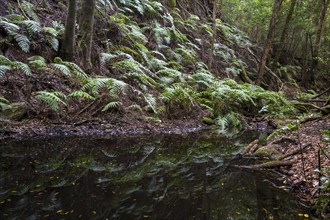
[270,118,330,211]
[0,117,209,140]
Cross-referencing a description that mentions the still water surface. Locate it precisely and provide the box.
[0,131,310,219]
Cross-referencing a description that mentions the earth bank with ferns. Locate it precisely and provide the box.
[0,0,329,216]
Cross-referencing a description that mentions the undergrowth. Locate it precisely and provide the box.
[0,0,296,127]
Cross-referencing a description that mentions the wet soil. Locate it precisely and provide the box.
[0,118,210,141]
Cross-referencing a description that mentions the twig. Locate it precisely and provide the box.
[277,143,312,160]
[17,0,30,20]
[297,129,307,180]
[310,87,330,100]
[318,143,330,161]
[318,149,321,195]
[237,160,294,169]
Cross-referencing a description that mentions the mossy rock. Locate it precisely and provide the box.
[0,102,28,121]
[254,144,282,159]
[202,117,215,125]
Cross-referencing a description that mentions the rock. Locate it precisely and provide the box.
[0,102,28,120]
[254,144,282,159]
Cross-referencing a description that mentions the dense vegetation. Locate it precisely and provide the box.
[0,0,329,217]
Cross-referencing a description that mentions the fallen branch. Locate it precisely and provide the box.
[241,139,258,155]
[277,143,312,160]
[237,160,294,169]
[310,87,330,100]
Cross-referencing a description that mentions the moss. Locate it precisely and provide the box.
[202,117,214,125]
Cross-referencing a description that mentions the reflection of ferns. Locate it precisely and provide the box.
[215,112,241,130]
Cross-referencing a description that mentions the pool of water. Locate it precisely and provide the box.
[0,130,310,219]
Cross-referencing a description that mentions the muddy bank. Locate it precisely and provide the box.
[0,119,211,141]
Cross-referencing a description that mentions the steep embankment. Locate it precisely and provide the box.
[0,0,295,139]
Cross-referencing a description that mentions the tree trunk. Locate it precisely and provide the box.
[61,0,77,61]
[208,0,217,71]
[273,0,297,68]
[256,0,283,86]
[79,0,96,71]
[304,0,329,85]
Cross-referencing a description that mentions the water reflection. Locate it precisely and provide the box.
[0,131,309,219]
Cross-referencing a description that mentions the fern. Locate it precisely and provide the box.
[28,56,47,69]
[102,101,122,111]
[53,57,88,80]
[0,65,12,77]
[82,77,127,98]
[0,55,31,77]
[19,20,41,33]
[127,103,143,112]
[143,93,157,113]
[16,62,32,76]
[214,112,241,130]
[68,90,95,100]
[21,0,40,23]
[51,63,71,76]
[36,91,67,110]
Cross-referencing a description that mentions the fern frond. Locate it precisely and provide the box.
[102,101,122,111]
[36,91,67,110]
[21,0,40,23]
[127,103,143,112]
[143,93,157,113]
[19,20,41,33]
[16,62,32,76]
[0,18,20,32]
[52,63,71,76]
[49,37,59,51]
[68,90,95,100]
[0,65,12,77]
[13,33,30,52]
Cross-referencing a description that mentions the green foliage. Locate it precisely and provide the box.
[52,57,88,81]
[82,77,127,99]
[35,91,67,111]
[68,90,95,101]
[0,96,10,110]
[102,101,122,111]
[0,55,31,77]
[214,112,241,131]
[161,84,196,115]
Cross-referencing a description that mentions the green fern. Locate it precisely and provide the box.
[35,91,67,110]
[0,55,31,77]
[102,101,122,111]
[82,77,127,98]
[0,65,12,77]
[68,90,95,100]
[16,62,32,76]
[214,112,241,130]
[143,93,157,113]
[28,56,47,70]
[53,57,88,80]
[127,103,143,112]
[161,84,196,114]
[51,63,71,76]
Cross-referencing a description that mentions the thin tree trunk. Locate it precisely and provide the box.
[273,0,297,67]
[79,0,96,71]
[208,0,217,71]
[305,0,329,84]
[61,0,77,61]
[256,0,283,86]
